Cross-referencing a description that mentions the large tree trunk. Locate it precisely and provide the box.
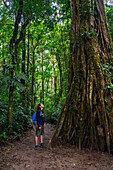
[50,0,113,153]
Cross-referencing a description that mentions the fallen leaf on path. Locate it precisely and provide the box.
[5,151,9,153]
[6,149,10,153]
[73,163,76,166]
[88,163,91,165]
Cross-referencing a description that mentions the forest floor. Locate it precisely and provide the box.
[0,123,113,170]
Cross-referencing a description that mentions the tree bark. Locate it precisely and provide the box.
[42,54,44,104]
[31,40,38,115]
[22,31,26,85]
[8,0,23,133]
[21,22,26,105]
[46,60,50,98]
[50,0,113,153]
[27,26,30,115]
[31,39,35,116]
[56,54,63,97]
[54,65,57,95]
[2,43,5,76]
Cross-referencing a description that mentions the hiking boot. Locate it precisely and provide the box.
[35,145,39,149]
[40,143,45,148]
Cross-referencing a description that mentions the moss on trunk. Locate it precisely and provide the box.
[50,0,113,153]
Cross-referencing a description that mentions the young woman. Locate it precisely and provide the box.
[35,103,45,148]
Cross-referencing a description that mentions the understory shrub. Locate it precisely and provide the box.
[0,99,32,144]
[44,97,64,124]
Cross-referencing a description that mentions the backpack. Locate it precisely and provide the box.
[32,112,37,124]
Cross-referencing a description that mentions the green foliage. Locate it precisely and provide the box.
[105,5,113,41]
[0,0,112,146]
[45,107,60,124]
[12,95,32,132]
[13,112,31,132]
[0,97,32,143]
[0,101,8,130]
[0,132,8,143]
[102,63,113,92]
[44,100,63,124]
[0,72,28,93]
[43,93,66,124]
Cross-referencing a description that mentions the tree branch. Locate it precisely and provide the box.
[2,0,9,8]
[16,18,31,45]
[9,0,23,54]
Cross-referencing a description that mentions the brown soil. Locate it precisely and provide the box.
[0,123,113,170]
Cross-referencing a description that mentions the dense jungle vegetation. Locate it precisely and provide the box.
[0,0,71,142]
[0,0,113,152]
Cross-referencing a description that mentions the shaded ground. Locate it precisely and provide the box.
[0,123,113,170]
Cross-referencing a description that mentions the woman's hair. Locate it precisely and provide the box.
[36,103,44,113]
[37,103,41,111]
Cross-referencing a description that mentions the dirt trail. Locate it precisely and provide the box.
[0,123,113,170]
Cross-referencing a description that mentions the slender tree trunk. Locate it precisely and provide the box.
[27,27,30,115]
[34,84,36,106]
[46,78,49,98]
[56,54,63,97]
[50,0,113,153]
[2,44,5,76]
[22,32,26,84]
[21,26,26,105]
[53,63,59,105]
[46,60,50,98]
[54,67,57,95]
[31,40,35,115]
[8,0,30,132]
[31,40,39,114]
[8,46,18,132]
[8,0,23,132]
[42,54,44,104]
[2,43,6,101]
